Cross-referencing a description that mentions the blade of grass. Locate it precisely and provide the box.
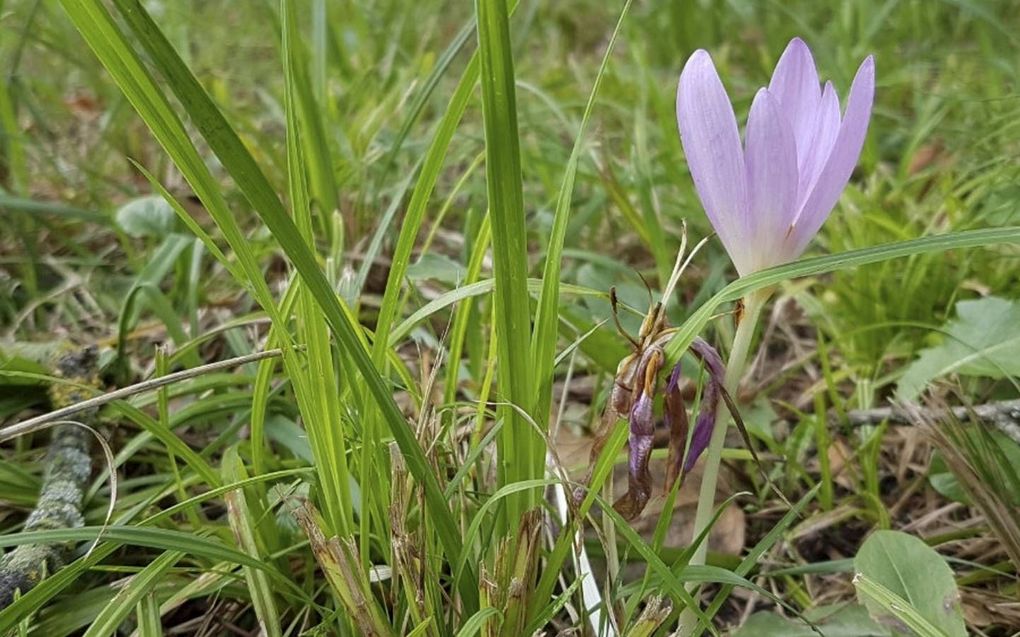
[0,527,266,571]
[369,50,480,367]
[82,550,183,637]
[281,0,354,538]
[0,469,312,631]
[135,592,160,637]
[665,227,1020,363]
[223,447,282,637]
[691,485,820,636]
[853,573,949,637]
[475,0,538,523]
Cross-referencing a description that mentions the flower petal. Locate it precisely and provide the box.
[790,56,875,254]
[796,81,841,208]
[676,50,748,262]
[744,88,799,273]
[768,37,822,161]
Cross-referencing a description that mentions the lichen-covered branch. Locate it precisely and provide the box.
[0,346,99,609]
[845,400,1020,445]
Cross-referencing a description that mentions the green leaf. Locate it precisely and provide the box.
[529,0,632,430]
[0,347,49,387]
[83,550,184,637]
[114,195,178,238]
[897,296,1020,399]
[406,253,467,285]
[927,451,971,504]
[475,0,539,517]
[0,527,265,572]
[733,604,890,637]
[854,530,965,636]
[0,194,107,223]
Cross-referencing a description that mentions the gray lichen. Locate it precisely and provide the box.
[0,346,98,609]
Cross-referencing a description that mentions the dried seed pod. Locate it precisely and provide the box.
[613,348,662,519]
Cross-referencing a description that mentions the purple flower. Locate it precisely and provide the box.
[676,38,875,276]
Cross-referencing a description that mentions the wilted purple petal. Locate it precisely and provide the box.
[690,337,725,380]
[677,50,748,259]
[791,56,875,255]
[744,88,799,275]
[627,393,654,486]
[666,360,682,393]
[768,37,822,158]
[684,381,720,474]
[683,338,728,474]
[664,362,688,489]
[629,391,655,438]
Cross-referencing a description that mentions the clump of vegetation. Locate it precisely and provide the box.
[1,0,1019,635]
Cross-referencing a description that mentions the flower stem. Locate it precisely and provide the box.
[679,288,769,634]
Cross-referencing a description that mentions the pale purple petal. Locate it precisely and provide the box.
[796,81,841,209]
[790,56,875,254]
[677,50,748,262]
[744,88,799,273]
[768,38,822,159]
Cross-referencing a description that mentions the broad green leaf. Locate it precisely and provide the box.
[406,253,466,285]
[854,530,965,636]
[114,195,178,238]
[928,430,1020,504]
[927,451,971,504]
[897,296,1020,399]
[733,604,890,637]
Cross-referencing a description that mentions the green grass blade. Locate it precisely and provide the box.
[82,550,183,637]
[475,0,539,519]
[0,527,264,571]
[282,0,354,537]
[135,592,161,637]
[380,18,475,175]
[665,227,1020,362]
[223,448,282,637]
[853,573,950,637]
